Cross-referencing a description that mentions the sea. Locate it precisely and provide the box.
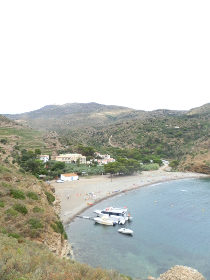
[66,178,210,279]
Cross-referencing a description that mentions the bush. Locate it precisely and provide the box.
[169,160,179,169]
[5,208,19,217]
[45,191,55,205]
[27,192,39,200]
[33,206,44,213]
[1,182,11,188]
[8,232,21,239]
[0,201,5,208]
[10,189,26,200]
[140,163,159,171]
[0,165,10,173]
[28,218,43,229]
[13,204,28,215]
[51,220,67,239]
[0,138,8,144]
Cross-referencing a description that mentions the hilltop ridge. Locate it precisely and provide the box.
[4,102,210,174]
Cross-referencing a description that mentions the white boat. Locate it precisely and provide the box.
[94,216,115,226]
[94,207,132,224]
[118,228,133,235]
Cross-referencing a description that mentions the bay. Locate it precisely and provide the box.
[66,178,210,279]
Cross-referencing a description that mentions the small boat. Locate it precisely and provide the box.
[94,216,115,226]
[118,228,133,235]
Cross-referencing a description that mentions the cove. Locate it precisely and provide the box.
[66,178,210,279]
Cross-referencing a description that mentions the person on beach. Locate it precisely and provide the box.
[67,194,70,199]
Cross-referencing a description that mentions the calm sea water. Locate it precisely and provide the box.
[66,178,210,279]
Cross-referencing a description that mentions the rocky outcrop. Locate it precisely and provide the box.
[42,231,74,259]
[157,265,205,280]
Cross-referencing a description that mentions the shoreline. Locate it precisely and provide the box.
[52,170,209,225]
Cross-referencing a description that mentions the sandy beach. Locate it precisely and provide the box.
[52,169,208,224]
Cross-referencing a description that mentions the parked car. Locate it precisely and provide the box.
[56,179,64,183]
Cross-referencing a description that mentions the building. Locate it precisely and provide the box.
[60,173,79,181]
[39,155,49,163]
[94,152,115,165]
[55,153,86,164]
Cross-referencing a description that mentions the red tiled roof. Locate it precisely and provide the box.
[61,173,78,177]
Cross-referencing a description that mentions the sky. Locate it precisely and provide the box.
[0,1,209,114]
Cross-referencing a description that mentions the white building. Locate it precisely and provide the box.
[94,152,115,165]
[55,153,86,164]
[39,155,49,163]
[60,173,79,181]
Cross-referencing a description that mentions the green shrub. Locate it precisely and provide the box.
[19,168,26,174]
[33,206,44,213]
[10,189,26,200]
[8,232,21,239]
[0,138,8,144]
[1,182,11,188]
[51,221,68,240]
[5,208,19,217]
[140,163,159,171]
[0,165,10,173]
[27,192,39,200]
[0,201,5,208]
[169,160,179,169]
[13,204,28,215]
[28,218,43,229]
[1,227,7,234]
[45,191,55,204]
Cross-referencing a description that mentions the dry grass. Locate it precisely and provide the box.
[0,161,65,242]
[0,233,129,280]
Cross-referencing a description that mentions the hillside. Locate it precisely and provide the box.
[6,102,134,130]
[0,115,63,162]
[4,103,210,174]
[0,160,131,280]
[0,110,208,279]
[0,161,69,256]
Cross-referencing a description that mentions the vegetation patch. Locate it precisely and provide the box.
[140,163,159,171]
[8,232,21,239]
[26,191,39,200]
[0,200,5,207]
[28,218,43,229]
[0,233,129,280]
[51,221,68,239]
[33,206,44,213]
[0,165,10,173]
[45,191,55,205]
[10,189,26,200]
[13,204,28,215]
[5,208,19,217]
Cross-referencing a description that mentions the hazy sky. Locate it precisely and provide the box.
[0,1,209,114]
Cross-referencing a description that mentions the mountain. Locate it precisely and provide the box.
[6,102,135,130]
[4,102,210,174]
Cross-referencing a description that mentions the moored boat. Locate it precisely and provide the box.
[94,216,116,226]
[118,228,133,235]
[94,207,132,224]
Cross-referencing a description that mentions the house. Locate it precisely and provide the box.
[55,153,86,164]
[60,173,79,181]
[39,155,49,163]
[94,152,115,165]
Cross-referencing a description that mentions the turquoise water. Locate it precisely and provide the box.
[66,178,210,279]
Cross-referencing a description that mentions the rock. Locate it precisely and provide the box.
[157,265,206,280]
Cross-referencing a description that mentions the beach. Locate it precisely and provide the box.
[52,169,208,224]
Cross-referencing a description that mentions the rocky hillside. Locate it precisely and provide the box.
[0,161,69,257]
[0,115,63,162]
[0,160,131,280]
